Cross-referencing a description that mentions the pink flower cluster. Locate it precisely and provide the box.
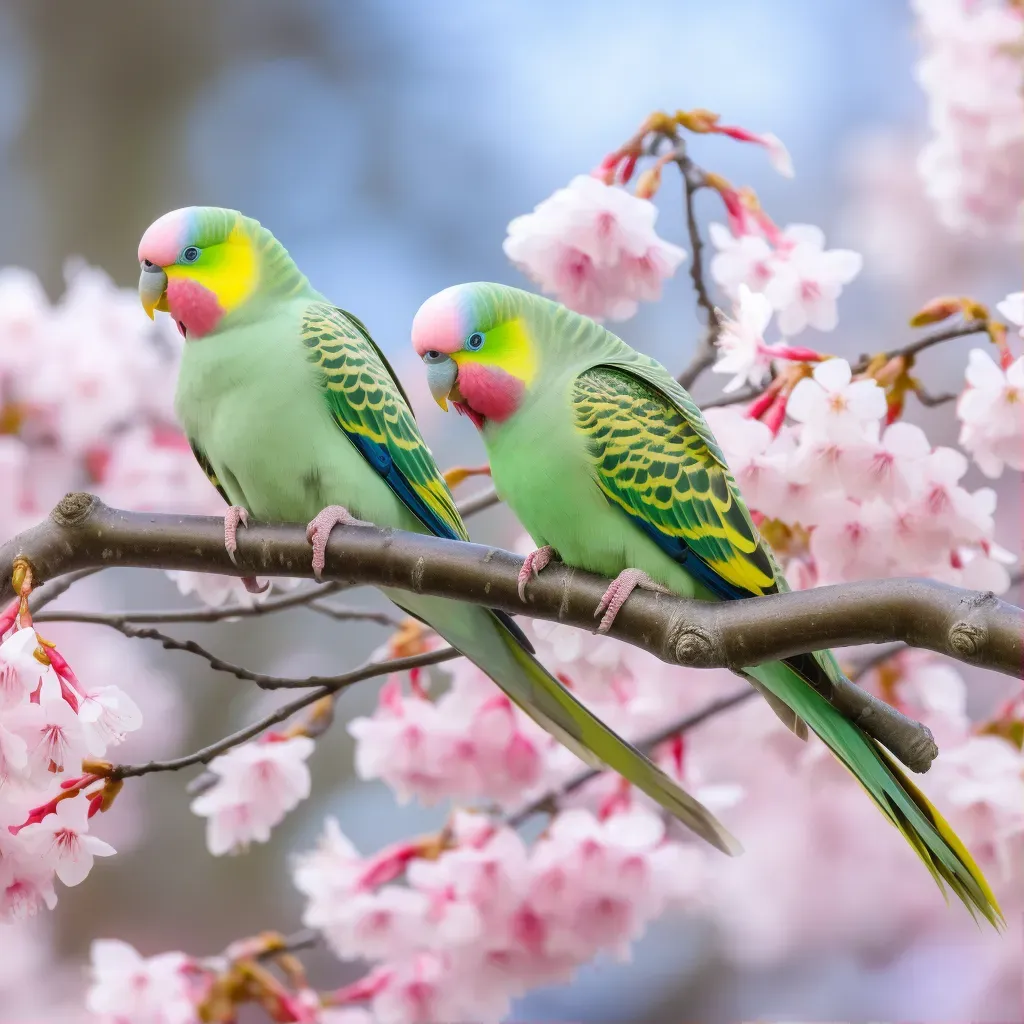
[709,220,862,338]
[294,808,702,1024]
[0,264,290,609]
[912,0,1024,237]
[705,357,1015,591]
[190,735,316,856]
[0,613,140,920]
[956,293,1024,478]
[348,612,737,813]
[503,175,686,322]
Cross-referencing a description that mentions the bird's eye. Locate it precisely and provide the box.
[466,332,485,351]
[181,246,201,264]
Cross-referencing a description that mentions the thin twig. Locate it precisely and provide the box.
[675,150,721,391]
[27,567,102,613]
[110,646,461,779]
[697,320,988,410]
[63,615,442,691]
[35,582,344,626]
[455,486,501,519]
[505,687,757,828]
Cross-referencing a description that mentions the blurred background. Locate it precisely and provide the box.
[0,1,1020,1021]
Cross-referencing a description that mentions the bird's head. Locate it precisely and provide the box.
[137,206,269,339]
[411,283,538,429]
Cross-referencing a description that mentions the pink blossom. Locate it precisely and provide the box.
[17,795,115,887]
[371,952,507,1024]
[996,291,1024,339]
[78,684,143,755]
[0,854,58,919]
[712,285,776,392]
[294,817,367,928]
[0,627,45,711]
[957,348,1024,478]
[14,695,89,781]
[702,409,788,516]
[709,224,777,297]
[809,496,897,583]
[86,938,197,1024]
[528,808,678,960]
[408,813,532,930]
[786,358,886,441]
[762,231,863,336]
[503,175,685,322]
[190,736,315,855]
[913,0,1024,237]
[99,425,223,517]
[928,735,1024,862]
[839,421,932,503]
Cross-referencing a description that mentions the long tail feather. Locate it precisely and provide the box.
[747,660,1004,928]
[393,592,742,856]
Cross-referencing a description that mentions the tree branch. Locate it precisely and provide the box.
[697,319,989,409]
[109,646,460,780]
[7,495,1022,772]
[675,155,721,391]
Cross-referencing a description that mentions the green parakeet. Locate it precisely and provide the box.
[135,206,740,854]
[410,280,1003,926]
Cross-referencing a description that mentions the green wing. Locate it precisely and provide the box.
[572,364,778,599]
[300,301,468,543]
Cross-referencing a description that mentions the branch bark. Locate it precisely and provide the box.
[7,494,1023,771]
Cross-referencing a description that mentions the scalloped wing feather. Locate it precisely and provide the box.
[300,302,468,543]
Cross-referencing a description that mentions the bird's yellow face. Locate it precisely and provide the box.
[137,207,259,339]
[411,284,537,427]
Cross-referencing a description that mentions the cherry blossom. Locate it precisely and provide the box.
[503,174,685,321]
[86,939,197,1024]
[712,285,775,392]
[77,684,143,755]
[17,795,115,887]
[996,291,1024,339]
[0,626,46,710]
[762,231,863,336]
[956,348,1024,478]
[16,695,90,781]
[786,358,886,441]
[912,0,1024,237]
[709,224,776,297]
[838,421,931,503]
[190,735,315,855]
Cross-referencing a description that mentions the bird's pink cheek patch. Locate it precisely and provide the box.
[457,363,524,423]
[166,278,224,339]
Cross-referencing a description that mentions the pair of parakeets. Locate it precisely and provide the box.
[137,206,1001,925]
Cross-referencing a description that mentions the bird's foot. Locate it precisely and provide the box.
[223,506,269,594]
[594,568,672,633]
[517,545,556,601]
[306,505,374,580]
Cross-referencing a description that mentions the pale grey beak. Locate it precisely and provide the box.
[424,352,457,411]
[138,262,168,319]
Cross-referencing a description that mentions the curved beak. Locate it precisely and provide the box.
[138,264,169,320]
[425,355,458,412]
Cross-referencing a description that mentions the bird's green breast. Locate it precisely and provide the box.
[483,379,700,597]
[173,300,418,531]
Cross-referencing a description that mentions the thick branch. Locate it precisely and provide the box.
[7,495,1023,771]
